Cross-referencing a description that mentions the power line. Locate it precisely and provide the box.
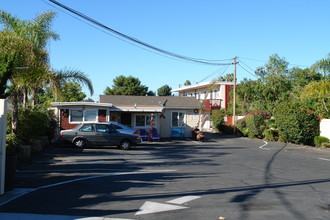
[197,64,231,83]
[46,0,232,66]
[238,63,258,79]
[239,56,309,68]
[237,58,255,72]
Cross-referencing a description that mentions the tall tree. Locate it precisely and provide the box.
[311,54,330,79]
[0,53,15,98]
[39,81,87,105]
[157,84,172,96]
[218,73,234,82]
[301,81,330,117]
[45,68,93,102]
[236,54,292,114]
[104,75,149,96]
[184,80,191,86]
[0,11,94,132]
[0,10,60,105]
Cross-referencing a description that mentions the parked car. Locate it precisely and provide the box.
[108,122,141,136]
[60,122,141,150]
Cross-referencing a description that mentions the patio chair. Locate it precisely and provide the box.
[139,129,149,142]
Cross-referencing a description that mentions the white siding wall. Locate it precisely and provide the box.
[0,99,7,195]
[159,109,198,137]
[320,119,330,139]
[219,85,226,109]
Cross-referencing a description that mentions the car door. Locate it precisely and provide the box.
[95,124,122,146]
[77,124,96,144]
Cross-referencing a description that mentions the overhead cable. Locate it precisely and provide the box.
[47,0,232,66]
[197,64,231,83]
[238,63,258,79]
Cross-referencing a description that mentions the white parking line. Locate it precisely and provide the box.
[318,158,330,161]
[0,169,176,206]
[0,213,137,220]
[167,196,201,204]
[259,141,271,150]
[186,138,203,144]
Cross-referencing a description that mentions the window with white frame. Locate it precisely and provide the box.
[172,111,185,127]
[135,114,152,127]
[70,109,97,123]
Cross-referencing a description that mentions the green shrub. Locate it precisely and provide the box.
[278,132,287,143]
[211,109,227,132]
[16,108,57,144]
[274,100,319,145]
[265,118,276,129]
[236,119,247,136]
[236,119,246,130]
[248,132,255,138]
[321,142,330,148]
[314,136,330,147]
[242,127,249,137]
[264,129,275,141]
[245,113,267,138]
[6,134,22,156]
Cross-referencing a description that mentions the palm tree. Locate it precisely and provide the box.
[311,54,330,79]
[0,10,59,103]
[1,11,94,132]
[0,10,59,132]
[44,68,94,102]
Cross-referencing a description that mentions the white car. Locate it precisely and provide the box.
[108,122,141,136]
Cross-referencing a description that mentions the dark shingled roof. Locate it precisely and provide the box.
[99,95,201,108]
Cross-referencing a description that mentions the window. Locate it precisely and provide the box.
[85,110,97,122]
[95,124,109,133]
[71,110,83,122]
[135,115,152,127]
[95,124,116,133]
[136,115,145,127]
[172,111,185,127]
[111,124,123,130]
[70,109,97,123]
[79,124,95,132]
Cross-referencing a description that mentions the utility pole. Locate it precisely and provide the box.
[233,56,238,133]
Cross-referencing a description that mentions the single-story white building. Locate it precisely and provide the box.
[51,95,203,138]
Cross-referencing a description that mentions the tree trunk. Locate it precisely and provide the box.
[322,98,329,113]
[23,87,28,108]
[11,91,18,134]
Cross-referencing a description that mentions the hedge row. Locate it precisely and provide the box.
[213,100,321,146]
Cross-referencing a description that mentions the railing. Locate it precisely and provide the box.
[199,99,221,110]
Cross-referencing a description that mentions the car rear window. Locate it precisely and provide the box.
[111,124,122,129]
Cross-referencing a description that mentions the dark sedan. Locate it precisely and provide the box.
[60,122,141,150]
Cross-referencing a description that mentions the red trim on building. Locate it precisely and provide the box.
[60,109,108,130]
[225,85,233,109]
[60,109,77,130]
[98,110,106,122]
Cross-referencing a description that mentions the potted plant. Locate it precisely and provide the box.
[5,133,21,191]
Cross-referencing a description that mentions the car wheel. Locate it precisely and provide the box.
[120,139,131,150]
[73,139,86,149]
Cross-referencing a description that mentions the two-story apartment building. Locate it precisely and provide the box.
[172,81,234,131]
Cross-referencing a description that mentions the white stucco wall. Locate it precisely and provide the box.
[320,119,330,139]
[0,99,7,195]
[159,109,198,137]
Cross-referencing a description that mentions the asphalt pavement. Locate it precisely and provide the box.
[0,133,330,220]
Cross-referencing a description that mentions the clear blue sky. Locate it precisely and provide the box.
[2,0,330,100]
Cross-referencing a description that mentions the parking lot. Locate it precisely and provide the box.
[1,134,330,220]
